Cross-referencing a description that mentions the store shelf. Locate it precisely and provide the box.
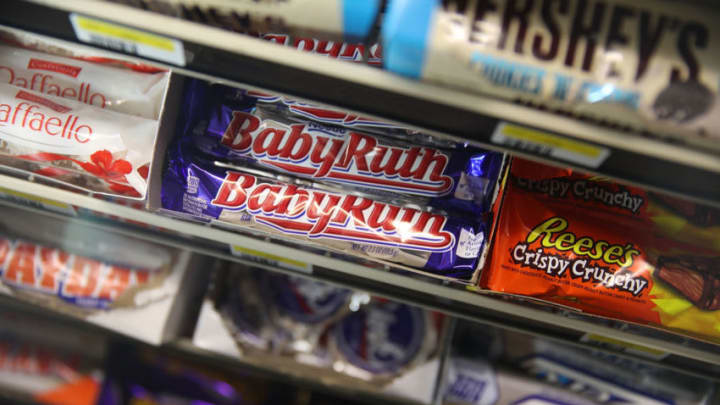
[2,173,719,382]
[4,0,720,208]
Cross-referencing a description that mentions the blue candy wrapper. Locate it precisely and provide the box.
[332,301,428,375]
[184,80,504,216]
[162,137,487,279]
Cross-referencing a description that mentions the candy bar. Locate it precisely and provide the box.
[130,0,382,41]
[482,158,720,341]
[187,80,504,215]
[382,0,720,144]
[162,139,486,279]
[0,44,167,119]
[0,236,165,312]
[220,268,352,353]
[444,357,601,405]
[331,301,434,378]
[655,256,720,311]
[0,82,158,198]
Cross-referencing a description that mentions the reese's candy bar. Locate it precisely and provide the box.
[655,256,720,311]
[186,80,504,215]
[0,236,166,314]
[382,0,720,145]
[482,158,720,342]
[162,138,487,279]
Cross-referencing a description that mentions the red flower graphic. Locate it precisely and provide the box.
[17,149,141,197]
[78,150,132,181]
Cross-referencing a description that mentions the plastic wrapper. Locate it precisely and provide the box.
[0,44,168,119]
[185,79,504,216]
[382,0,720,145]
[97,346,244,405]
[0,235,169,316]
[444,357,604,405]
[329,299,437,380]
[215,268,440,385]
[0,82,159,198]
[162,136,487,279]
[481,158,720,342]
[219,268,351,354]
[108,0,381,42]
[0,339,100,405]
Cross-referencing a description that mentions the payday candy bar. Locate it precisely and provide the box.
[162,140,486,278]
[656,256,720,311]
[0,44,167,119]
[187,81,504,215]
[0,236,158,310]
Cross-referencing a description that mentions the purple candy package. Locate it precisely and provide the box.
[162,136,487,279]
[212,267,442,386]
[184,79,505,216]
[331,300,434,378]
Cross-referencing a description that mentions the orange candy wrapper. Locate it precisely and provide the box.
[481,159,720,342]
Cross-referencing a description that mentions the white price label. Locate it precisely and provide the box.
[456,228,484,259]
[70,14,186,66]
[491,123,610,168]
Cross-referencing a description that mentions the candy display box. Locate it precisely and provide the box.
[192,265,448,404]
[0,25,184,201]
[0,204,201,345]
[149,78,510,284]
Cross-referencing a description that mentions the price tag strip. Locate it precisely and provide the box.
[0,186,76,216]
[229,244,313,274]
[581,333,669,360]
[492,123,610,169]
[70,14,186,66]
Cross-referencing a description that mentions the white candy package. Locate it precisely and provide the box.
[0,44,167,119]
[0,82,159,198]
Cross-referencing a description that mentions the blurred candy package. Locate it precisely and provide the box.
[193,265,446,404]
[502,331,715,405]
[0,205,193,344]
[97,345,244,405]
[382,0,720,146]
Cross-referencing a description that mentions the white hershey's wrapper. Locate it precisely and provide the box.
[421,0,720,141]
[0,82,158,197]
[0,44,167,119]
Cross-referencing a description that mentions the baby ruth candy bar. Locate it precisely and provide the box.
[187,81,504,215]
[162,139,486,279]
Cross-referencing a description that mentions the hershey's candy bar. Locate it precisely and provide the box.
[382,0,720,145]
